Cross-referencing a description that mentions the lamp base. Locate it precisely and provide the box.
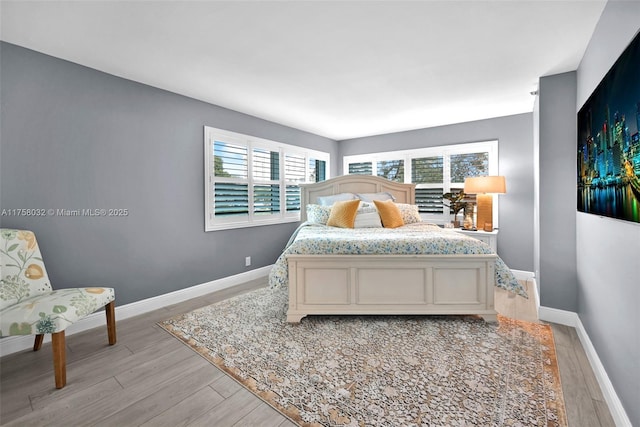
[476,194,493,231]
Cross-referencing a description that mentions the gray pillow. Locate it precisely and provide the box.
[316,192,357,206]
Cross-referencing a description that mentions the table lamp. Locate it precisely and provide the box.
[463,176,506,231]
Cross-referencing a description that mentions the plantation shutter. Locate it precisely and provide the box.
[253,148,280,216]
[412,156,444,214]
[348,162,373,175]
[213,141,248,218]
[285,153,305,212]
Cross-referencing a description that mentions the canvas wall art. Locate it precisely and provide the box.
[577,31,640,224]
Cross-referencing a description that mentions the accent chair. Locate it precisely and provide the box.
[0,228,116,388]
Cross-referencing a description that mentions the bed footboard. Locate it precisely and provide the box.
[286,254,498,323]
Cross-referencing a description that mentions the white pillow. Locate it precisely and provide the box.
[354,211,383,228]
[358,201,377,212]
[353,202,382,228]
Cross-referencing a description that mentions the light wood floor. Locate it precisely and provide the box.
[1,278,616,426]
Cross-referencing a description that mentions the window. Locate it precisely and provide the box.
[309,158,326,182]
[343,141,498,225]
[205,127,329,231]
[377,159,404,182]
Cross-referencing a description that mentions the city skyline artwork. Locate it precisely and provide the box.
[577,30,640,224]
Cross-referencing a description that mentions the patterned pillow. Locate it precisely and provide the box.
[327,200,361,228]
[306,204,331,224]
[396,204,422,224]
[373,200,405,228]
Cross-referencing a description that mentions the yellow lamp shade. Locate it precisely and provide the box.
[463,176,506,194]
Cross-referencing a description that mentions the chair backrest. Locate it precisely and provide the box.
[1,229,52,310]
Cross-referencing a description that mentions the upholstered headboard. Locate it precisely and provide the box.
[299,175,416,221]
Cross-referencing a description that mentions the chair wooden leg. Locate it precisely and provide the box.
[33,334,44,351]
[106,301,116,345]
[51,331,66,389]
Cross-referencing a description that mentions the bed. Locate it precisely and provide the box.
[268,175,525,323]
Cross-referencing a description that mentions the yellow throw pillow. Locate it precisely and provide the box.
[327,199,361,228]
[373,199,405,228]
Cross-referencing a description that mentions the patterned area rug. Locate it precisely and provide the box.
[159,287,567,427]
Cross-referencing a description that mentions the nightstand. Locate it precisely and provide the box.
[455,229,498,252]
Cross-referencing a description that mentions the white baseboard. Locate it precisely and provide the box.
[538,306,579,327]
[0,265,272,358]
[539,306,631,427]
[574,316,633,427]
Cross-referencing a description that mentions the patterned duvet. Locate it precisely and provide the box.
[268,222,527,297]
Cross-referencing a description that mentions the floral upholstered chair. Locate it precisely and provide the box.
[0,229,116,388]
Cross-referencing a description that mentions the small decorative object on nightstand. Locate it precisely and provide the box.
[442,190,466,228]
[462,202,475,230]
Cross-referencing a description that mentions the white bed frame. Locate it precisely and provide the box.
[286,175,498,323]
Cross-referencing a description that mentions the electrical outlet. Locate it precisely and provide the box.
[245,256,251,267]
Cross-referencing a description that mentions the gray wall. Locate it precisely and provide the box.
[536,71,578,311]
[575,2,640,424]
[0,42,338,306]
[338,113,535,272]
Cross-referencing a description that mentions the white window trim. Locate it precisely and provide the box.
[205,126,330,231]
[343,140,499,226]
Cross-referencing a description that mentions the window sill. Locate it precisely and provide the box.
[205,215,300,232]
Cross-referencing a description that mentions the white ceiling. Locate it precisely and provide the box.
[0,0,606,140]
